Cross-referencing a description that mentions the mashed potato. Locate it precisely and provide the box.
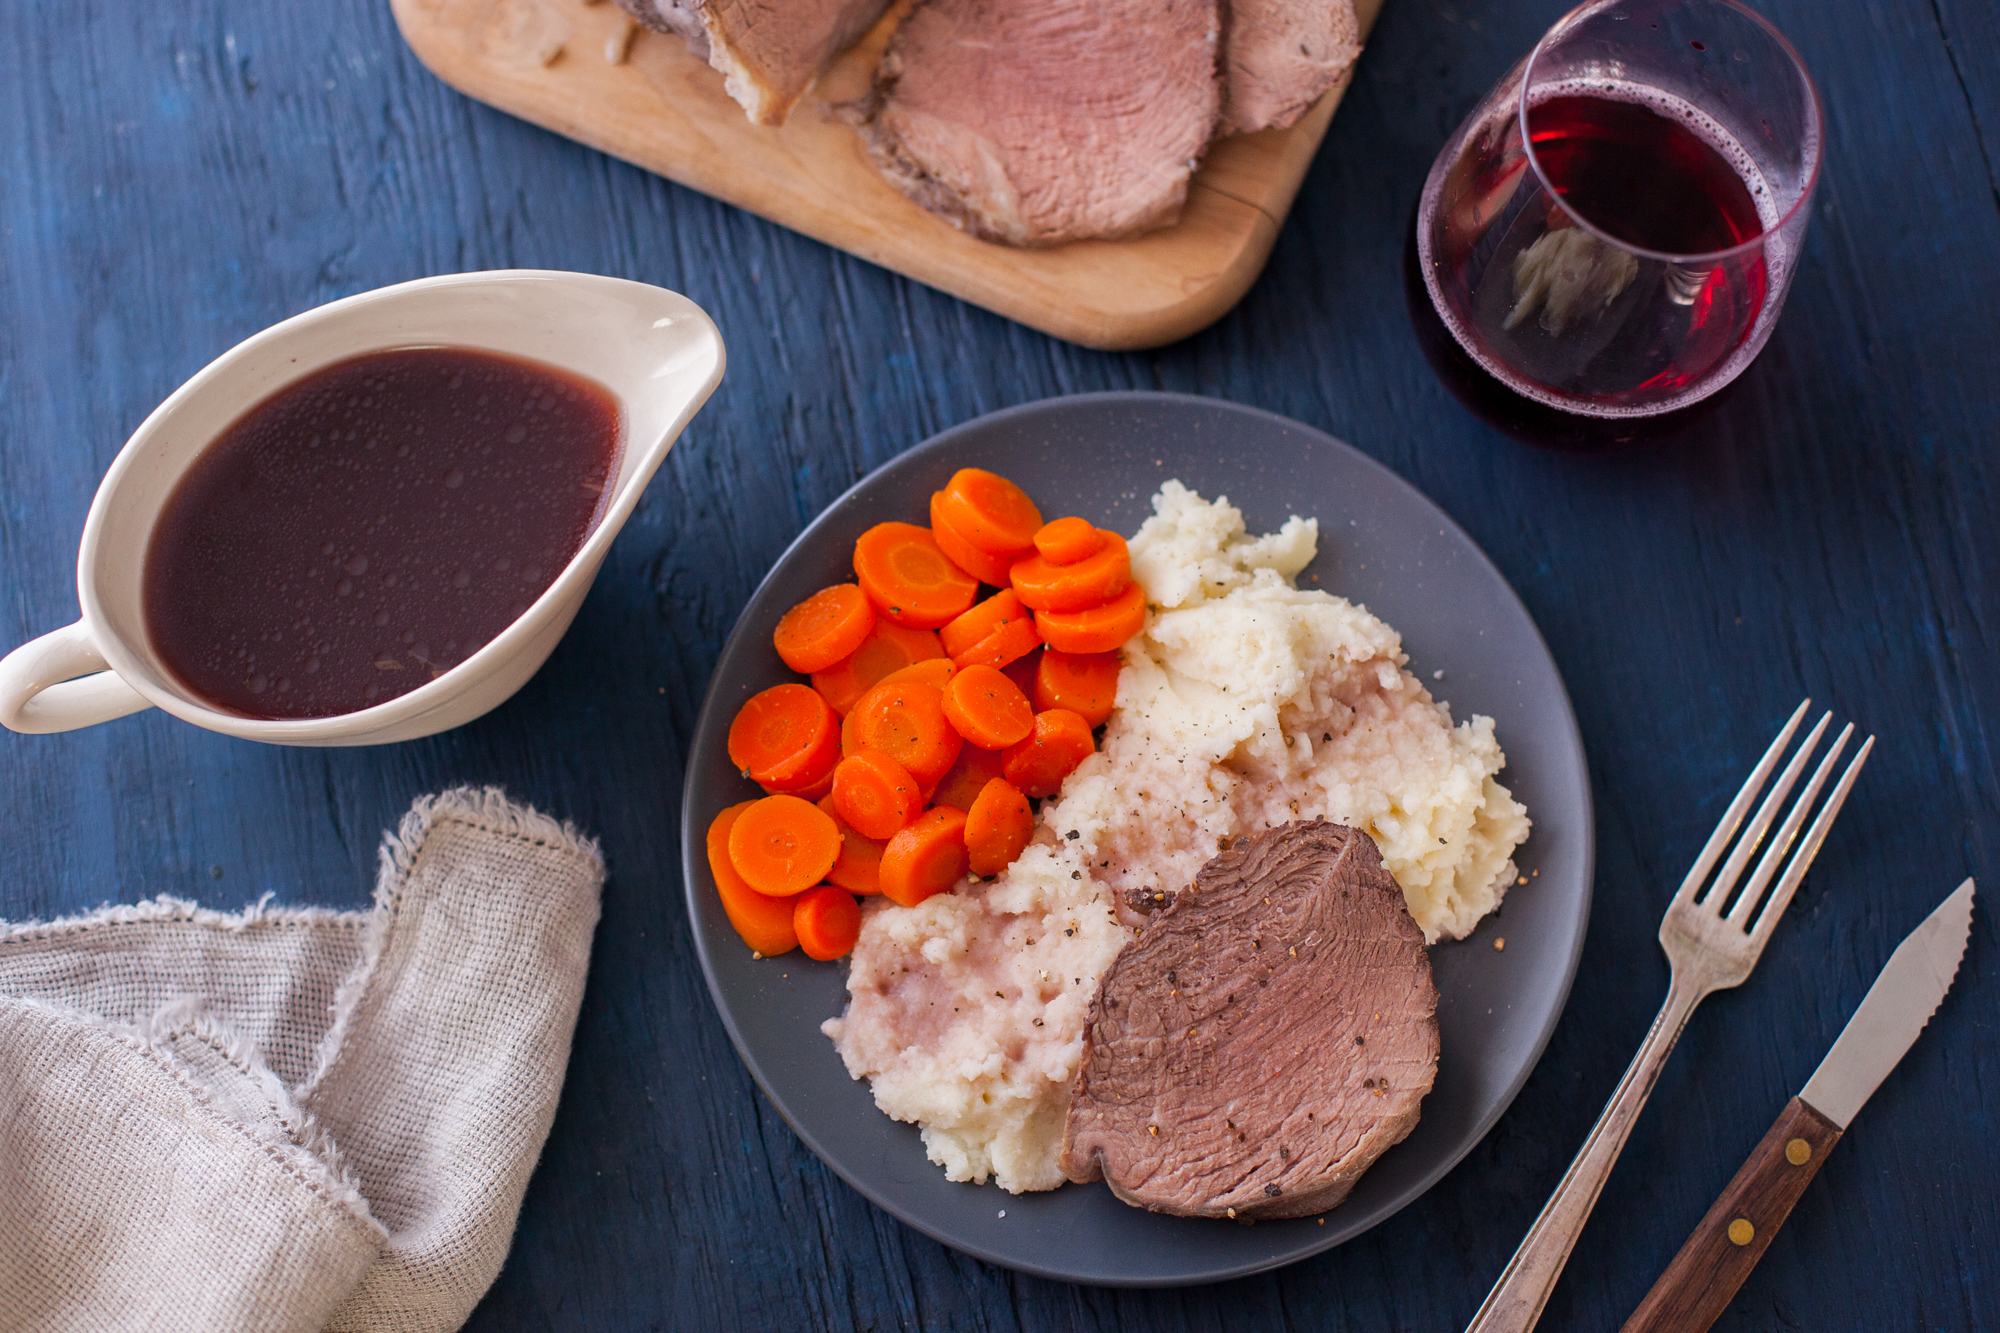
[824,481,1530,1193]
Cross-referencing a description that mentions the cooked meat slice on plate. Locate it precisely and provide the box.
[1061,819,1439,1220]
[618,0,893,125]
[851,0,1223,247]
[1219,0,1363,135]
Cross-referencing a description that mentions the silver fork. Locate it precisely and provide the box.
[1465,700,1873,1333]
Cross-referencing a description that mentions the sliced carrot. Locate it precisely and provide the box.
[707,801,798,956]
[853,522,978,629]
[935,469,1043,557]
[1034,649,1122,728]
[954,612,1043,671]
[773,583,876,674]
[812,621,944,716]
[840,677,963,785]
[818,796,887,895]
[965,778,1034,877]
[727,684,839,789]
[1033,582,1146,655]
[942,664,1035,749]
[930,494,1017,586]
[831,749,920,840]
[727,794,842,897]
[762,741,838,800]
[876,658,957,692]
[940,589,1028,661]
[1002,708,1096,798]
[931,741,1006,814]
[794,886,863,961]
[1033,516,1105,565]
[1001,647,1041,701]
[1010,531,1131,613]
[879,805,970,907]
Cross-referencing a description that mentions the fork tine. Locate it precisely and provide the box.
[1727,723,1853,925]
[1748,735,1874,947]
[1700,711,1831,913]
[1672,699,1811,905]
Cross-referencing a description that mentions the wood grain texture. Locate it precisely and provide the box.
[1621,1097,1843,1333]
[387,0,1383,350]
[0,0,1994,1329]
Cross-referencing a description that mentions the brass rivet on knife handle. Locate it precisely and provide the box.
[1620,1097,1843,1333]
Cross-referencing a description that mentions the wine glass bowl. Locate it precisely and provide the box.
[1414,0,1821,428]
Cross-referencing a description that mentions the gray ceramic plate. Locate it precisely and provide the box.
[681,393,1593,1287]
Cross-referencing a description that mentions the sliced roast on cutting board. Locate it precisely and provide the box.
[1218,0,1364,135]
[617,0,893,125]
[1061,819,1438,1219]
[849,0,1222,247]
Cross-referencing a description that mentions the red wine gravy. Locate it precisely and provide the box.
[144,347,622,720]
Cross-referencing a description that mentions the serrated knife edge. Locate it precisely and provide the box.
[1799,877,1974,1129]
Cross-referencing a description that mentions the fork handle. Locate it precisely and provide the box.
[1620,1097,1841,1333]
[1465,972,1708,1333]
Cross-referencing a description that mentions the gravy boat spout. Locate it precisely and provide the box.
[0,270,725,745]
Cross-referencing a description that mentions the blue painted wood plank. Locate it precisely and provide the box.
[1,0,1993,1328]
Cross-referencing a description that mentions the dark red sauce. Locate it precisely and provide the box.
[144,347,622,720]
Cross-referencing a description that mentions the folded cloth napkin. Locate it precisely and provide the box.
[0,787,604,1333]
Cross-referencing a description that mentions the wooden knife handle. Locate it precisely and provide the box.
[1621,1097,1842,1333]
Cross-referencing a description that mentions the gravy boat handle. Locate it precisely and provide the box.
[0,621,153,734]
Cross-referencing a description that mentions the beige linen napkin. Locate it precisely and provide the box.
[0,787,604,1333]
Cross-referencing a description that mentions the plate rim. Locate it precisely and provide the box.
[680,390,1595,1286]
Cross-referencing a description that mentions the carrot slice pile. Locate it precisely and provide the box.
[1002,708,1095,798]
[965,778,1033,877]
[930,742,1005,813]
[879,806,969,907]
[942,664,1035,750]
[773,583,876,673]
[794,886,862,961]
[811,621,944,716]
[832,749,920,840]
[727,684,839,793]
[1033,582,1145,655]
[1009,531,1131,613]
[708,801,798,956]
[853,522,978,629]
[727,794,841,897]
[841,677,963,785]
[929,493,1017,586]
[818,796,886,895]
[721,467,1149,952]
[1034,650,1121,727]
[932,469,1043,559]
[1032,516,1104,565]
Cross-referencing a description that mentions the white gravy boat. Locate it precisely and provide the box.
[0,270,724,745]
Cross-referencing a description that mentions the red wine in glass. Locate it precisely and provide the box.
[1410,0,1821,449]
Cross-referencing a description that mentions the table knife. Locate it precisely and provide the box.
[1621,877,1975,1333]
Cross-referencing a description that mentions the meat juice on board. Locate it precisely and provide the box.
[144,347,621,719]
[1412,84,1779,449]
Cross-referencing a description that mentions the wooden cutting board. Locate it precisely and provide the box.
[389,0,1384,350]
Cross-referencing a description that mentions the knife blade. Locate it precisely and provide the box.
[1621,878,1974,1333]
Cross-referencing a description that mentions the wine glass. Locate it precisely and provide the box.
[1410,0,1821,446]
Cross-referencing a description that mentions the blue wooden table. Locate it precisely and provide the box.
[3,1,1994,1328]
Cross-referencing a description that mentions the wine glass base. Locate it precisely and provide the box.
[1401,209,1738,453]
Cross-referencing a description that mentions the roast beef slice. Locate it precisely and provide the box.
[1061,819,1438,1219]
[616,0,893,125]
[1219,0,1363,135]
[851,0,1222,247]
